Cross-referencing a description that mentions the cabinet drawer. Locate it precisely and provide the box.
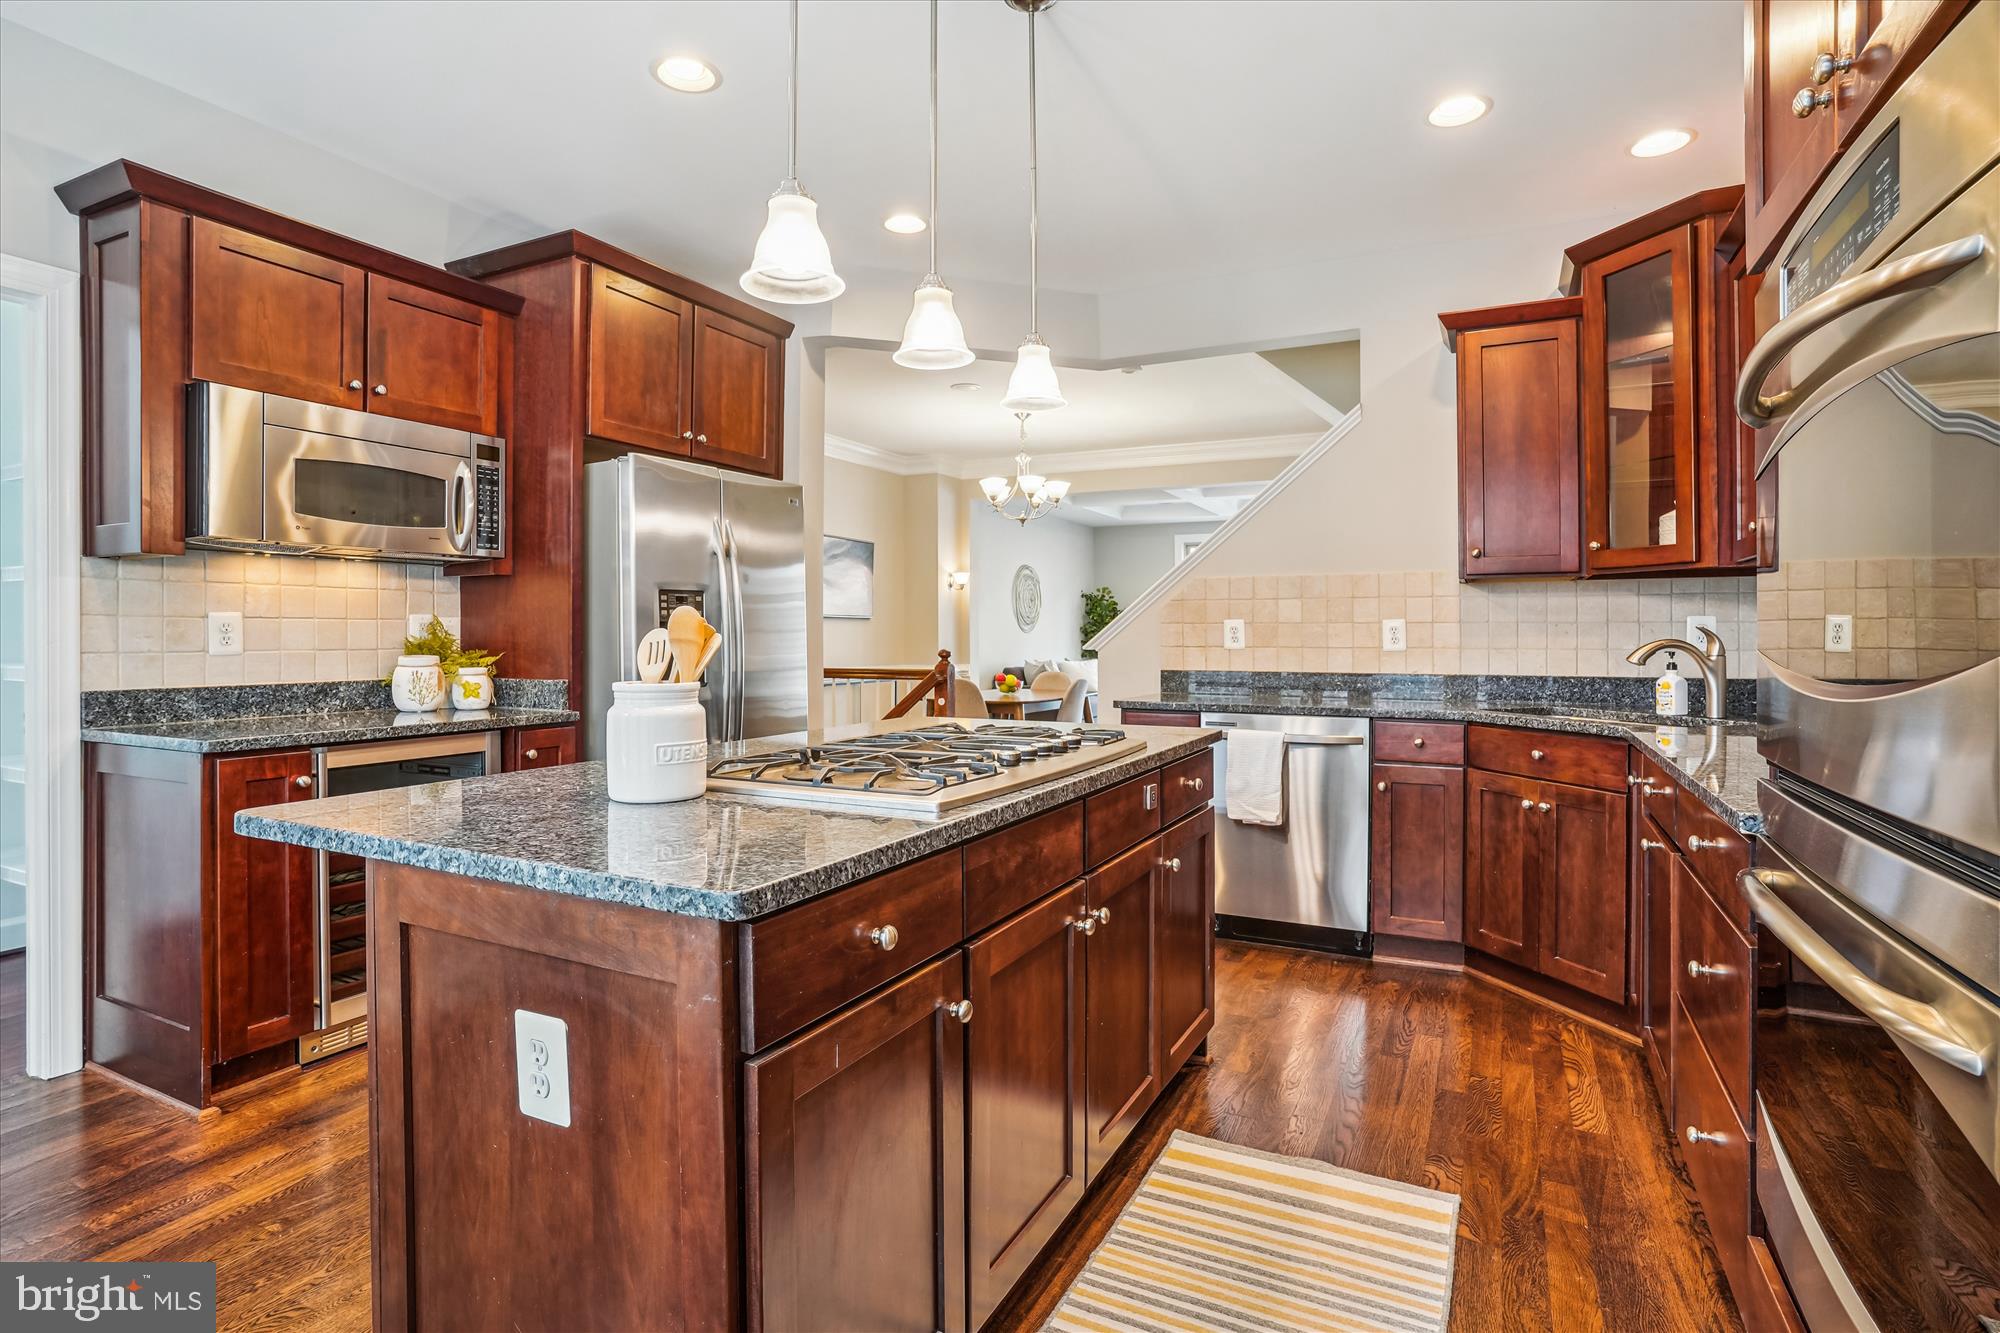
[1674,857,1753,1125]
[1468,724,1627,790]
[964,802,1083,935]
[740,849,965,1051]
[1375,720,1464,764]
[1119,709,1199,728]
[1671,996,1751,1307]
[1159,749,1213,826]
[1743,1237,1806,1333]
[1084,771,1163,868]
[1676,784,1752,931]
[1631,751,1678,837]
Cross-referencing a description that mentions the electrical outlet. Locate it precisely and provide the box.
[407,613,432,639]
[514,1009,571,1127]
[1382,618,1407,652]
[1222,618,1246,650]
[206,612,243,656]
[1685,614,1719,646]
[1824,614,1854,653]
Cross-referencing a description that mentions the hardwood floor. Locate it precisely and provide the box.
[0,944,1739,1332]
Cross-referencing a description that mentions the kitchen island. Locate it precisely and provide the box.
[238,719,1219,1333]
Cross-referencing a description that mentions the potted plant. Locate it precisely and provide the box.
[1079,586,1119,659]
[386,614,502,692]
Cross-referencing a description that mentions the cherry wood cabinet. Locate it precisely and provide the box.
[1638,818,1678,1093]
[505,724,578,771]
[1536,779,1629,1001]
[363,274,505,435]
[189,219,365,409]
[1465,768,1542,968]
[965,883,1087,1332]
[746,956,968,1333]
[1082,836,1163,1182]
[210,751,320,1062]
[691,306,783,476]
[587,265,691,453]
[1369,761,1465,942]
[1156,808,1216,1074]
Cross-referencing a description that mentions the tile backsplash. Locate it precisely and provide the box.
[1757,557,2000,680]
[82,553,464,690]
[1159,571,1758,678]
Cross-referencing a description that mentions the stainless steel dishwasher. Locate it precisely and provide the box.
[1202,713,1371,955]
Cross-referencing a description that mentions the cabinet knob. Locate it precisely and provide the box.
[1687,835,1725,851]
[1530,749,1545,760]
[1412,736,1426,748]
[523,748,539,761]
[1536,801,1551,812]
[945,999,974,1024]
[695,433,708,444]
[1687,960,1728,979]
[1469,546,1482,558]
[869,924,900,951]
[373,384,388,395]
[1587,540,1602,551]
[347,379,363,390]
[1377,781,1388,792]
[1640,837,1665,851]
[1072,915,1098,936]
[1182,775,1204,791]
[294,775,313,789]
[1809,50,1854,85]
[682,430,695,440]
[1093,906,1113,925]
[1792,87,1832,118]
[1521,798,1535,809]
[1685,1125,1727,1147]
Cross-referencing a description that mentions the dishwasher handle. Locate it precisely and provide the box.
[1281,734,1363,747]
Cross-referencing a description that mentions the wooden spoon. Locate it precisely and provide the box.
[687,630,724,683]
[666,605,709,684]
[636,628,673,684]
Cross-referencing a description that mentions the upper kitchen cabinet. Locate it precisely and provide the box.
[587,266,691,453]
[690,306,782,476]
[57,161,522,558]
[1439,299,1583,578]
[1743,1,1972,272]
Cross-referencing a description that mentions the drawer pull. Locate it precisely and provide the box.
[1143,782,1159,811]
[1182,775,1204,791]
[1072,916,1097,936]
[1092,906,1113,926]
[945,999,974,1024]
[1640,838,1665,851]
[1642,783,1672,797]
[523,748,539,761]
[294,775,314,789]
[1530,749,1546,760]
[869,924,900,952]
[1685,1126,1728,1147]
[1687,835,1726,851]
[1687,960,1729,979]
[1412,736,1426,748]
[1377,781,1388,792]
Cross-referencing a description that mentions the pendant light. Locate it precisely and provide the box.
[894,0,974,369]
[1001,0,1065,412]
[741,0,845,304]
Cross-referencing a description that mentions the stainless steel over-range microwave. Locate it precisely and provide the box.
[185,381,506,563]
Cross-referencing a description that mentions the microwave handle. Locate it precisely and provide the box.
[446,461,474,553]
[1735,233,1987,428]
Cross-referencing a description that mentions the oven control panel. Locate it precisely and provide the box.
[1782,123,1901,316]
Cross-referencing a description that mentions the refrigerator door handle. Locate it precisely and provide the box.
[710,517,735,741]
[722,517,748,741]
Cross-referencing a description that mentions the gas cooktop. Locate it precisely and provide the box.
[705,721,1145,817]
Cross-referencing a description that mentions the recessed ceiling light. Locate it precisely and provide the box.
[883,213,928,235]
[1630,128,1696,158]
[1427,94,1491,128]
[652,55,719,93]
[949,381,981,392]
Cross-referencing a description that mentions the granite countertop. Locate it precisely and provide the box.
[236,723,1221,921]
[85,705,581,753]
[1116,691,1765,834]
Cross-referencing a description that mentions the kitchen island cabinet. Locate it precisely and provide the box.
[235,724,1219,1333]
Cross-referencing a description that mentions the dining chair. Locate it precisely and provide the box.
[1029,670,1072,694]
[1055,676,1090,722]
[951,676,989,719]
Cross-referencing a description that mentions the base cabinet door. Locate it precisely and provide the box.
[507,725,578,771]
[1083,837,1161,1182]
[747,957,968,1333]
[212,751,319,1061]
[1536,779,1629,1003]
[965,884,1087,1331]
[1638,823,1677,1092]
[1464,769,1542,966]
[1369,762,1465,941]
[1156,809,1216,1073]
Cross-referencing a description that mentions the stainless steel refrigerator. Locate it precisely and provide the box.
[583,454,807,757]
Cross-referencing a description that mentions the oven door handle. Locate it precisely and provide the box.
[1735,233,1987,429]
[445,461,475,554]
[1741,867,1988,1075]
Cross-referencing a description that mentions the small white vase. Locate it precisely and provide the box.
[606,681,707,803]
[451,665,493,711]
[391,654,445,713]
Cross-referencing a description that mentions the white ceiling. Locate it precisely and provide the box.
[824,346,1326,469]
[2,0,1744,299]
[1060,482,1265,529]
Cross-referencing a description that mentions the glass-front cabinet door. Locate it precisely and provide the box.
[1581,227,1699,571]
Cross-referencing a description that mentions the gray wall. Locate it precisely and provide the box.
[1091,521,1223,611]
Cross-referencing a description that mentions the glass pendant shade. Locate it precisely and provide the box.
[740,183,845,304]
[979,476,1013,506]
[892,278,974,369]
[1001,338,1066,411]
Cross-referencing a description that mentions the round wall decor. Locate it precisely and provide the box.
[1011,565,1043,632]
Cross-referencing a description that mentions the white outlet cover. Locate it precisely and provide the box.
[1824,613,1854,653]
[406,613,431,638]
[1685,614,1719,645]
[514,1009,571,1127]
[206,611,243,656]
[1382,618,1407,652]
[1222,618,1246,650]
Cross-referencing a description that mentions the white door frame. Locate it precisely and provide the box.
[4,253,84,1079]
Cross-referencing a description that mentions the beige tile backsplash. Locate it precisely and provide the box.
[1757,557,2000,680]
[82,553,463,690]
[1159,571,1759,678]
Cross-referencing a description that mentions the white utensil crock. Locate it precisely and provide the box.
[391,654,445,712]
[450,665,493,711]
[606,681,707,803]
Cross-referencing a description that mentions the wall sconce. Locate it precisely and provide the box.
[946,569,969,591]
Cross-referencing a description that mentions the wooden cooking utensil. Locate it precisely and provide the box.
[637,628,673,684]
[688,631,724,683]
[666,605,709,684]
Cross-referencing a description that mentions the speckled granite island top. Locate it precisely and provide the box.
[85,705,580,753]
[1118,691,1765,834]
[236,722,1220,921]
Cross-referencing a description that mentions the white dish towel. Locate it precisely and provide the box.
[1224,729,1286,827]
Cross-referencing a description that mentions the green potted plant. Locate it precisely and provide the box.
[385,614,502,690]
[1079,587,1119,660]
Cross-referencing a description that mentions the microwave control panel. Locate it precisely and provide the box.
[1781,123,1901,316]
[473,440,505,556]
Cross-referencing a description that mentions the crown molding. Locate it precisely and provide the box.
[823,430,1321,481]
[822,434,938,476]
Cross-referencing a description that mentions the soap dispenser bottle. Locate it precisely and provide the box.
[1654,652,1688,717]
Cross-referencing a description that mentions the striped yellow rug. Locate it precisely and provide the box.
[1043,1131,1459,1333]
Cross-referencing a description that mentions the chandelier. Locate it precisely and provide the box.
[981,412,1071,525]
